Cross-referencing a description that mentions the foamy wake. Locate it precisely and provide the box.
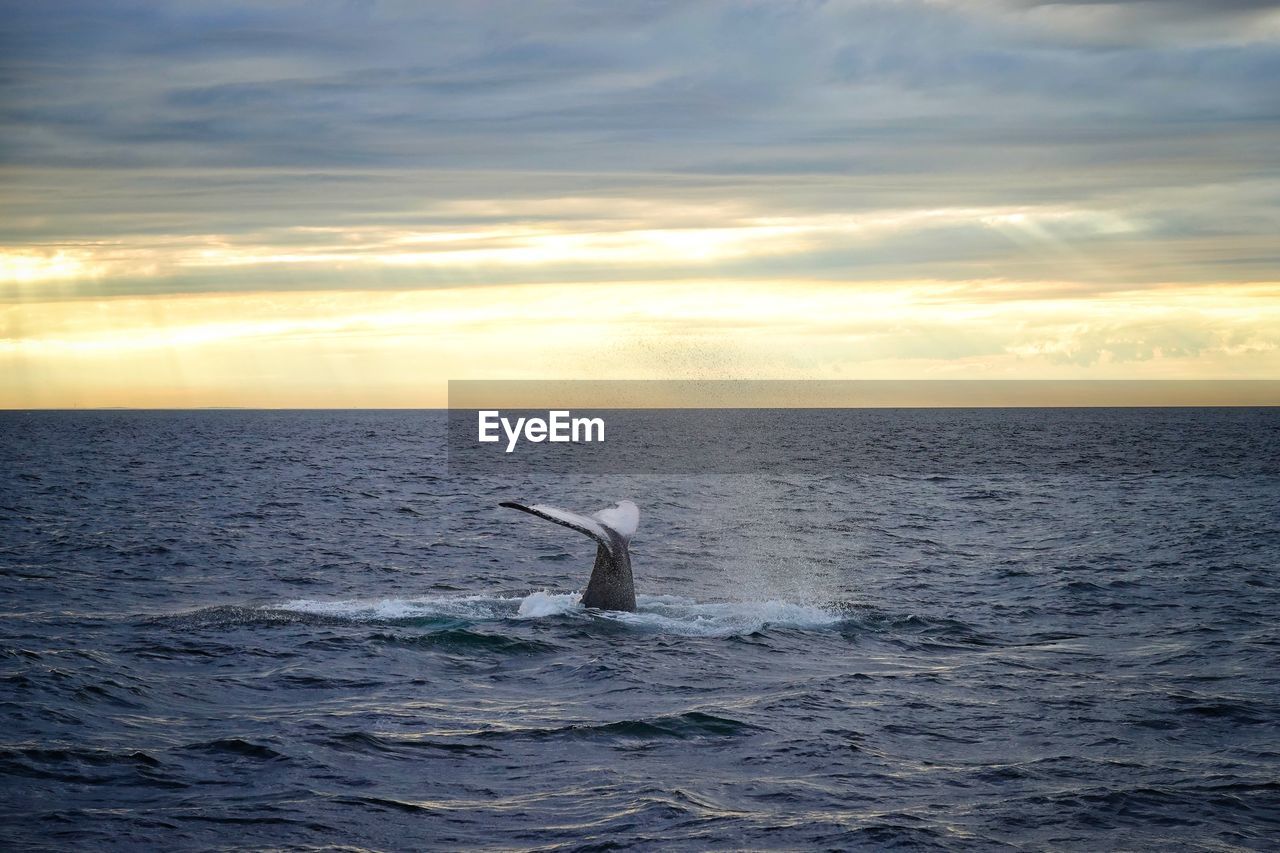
[270,592,842,637]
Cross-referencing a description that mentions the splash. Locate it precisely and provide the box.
[268,591,844,637]
[516,591,581,618]
[615,594,842,637]
[271,594,514,622]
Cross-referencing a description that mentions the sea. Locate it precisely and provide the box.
[1,409,1277,851]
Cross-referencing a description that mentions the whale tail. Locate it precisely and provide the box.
[500,500,639,612]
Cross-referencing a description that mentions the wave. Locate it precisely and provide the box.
[268,592,844,637]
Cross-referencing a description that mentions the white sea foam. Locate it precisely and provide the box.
[270,591,843,637]
[614,594,843,637]
[516,590,582,618]
[271,594,515,621]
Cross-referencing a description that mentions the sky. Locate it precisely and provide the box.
[2,0,1278,407]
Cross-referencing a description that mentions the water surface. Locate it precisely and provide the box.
[1,409,1277,850]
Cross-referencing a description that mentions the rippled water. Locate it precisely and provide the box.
[2,409,1277,850]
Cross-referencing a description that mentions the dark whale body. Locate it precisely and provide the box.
[500,500,639,612]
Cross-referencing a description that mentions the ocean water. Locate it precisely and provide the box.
[1,409,1277,851]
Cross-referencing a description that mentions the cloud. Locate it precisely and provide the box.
[4,183,1278,303]
[1011,0,1278,14]
[4,1,1278,173]
[1,1,1278,401]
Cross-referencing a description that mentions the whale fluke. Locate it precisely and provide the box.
[501,500,639,612]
